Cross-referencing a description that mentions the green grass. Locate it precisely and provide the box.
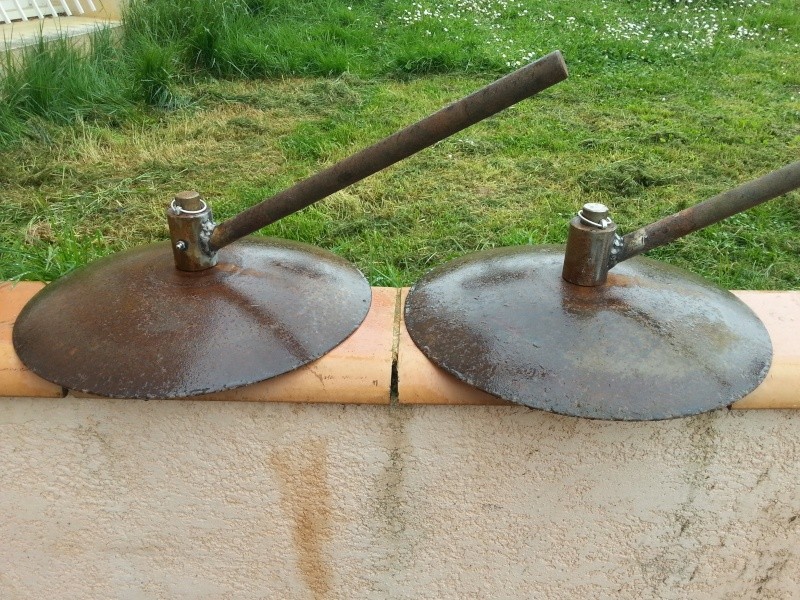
[0,29,133,145]
[0,0,798,289]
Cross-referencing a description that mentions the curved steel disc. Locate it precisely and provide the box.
[13,237,371,398]
[405,246,772,420]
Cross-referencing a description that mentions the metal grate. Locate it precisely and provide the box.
[0,0,97,24]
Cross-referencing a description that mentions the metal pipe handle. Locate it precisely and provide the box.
[613,160,800,265]
[208,50,569,251]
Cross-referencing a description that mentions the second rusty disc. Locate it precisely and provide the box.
[13,237,371,398]
[404,245,771,420]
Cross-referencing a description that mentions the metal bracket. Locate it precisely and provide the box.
[166,191,219,271]
[561,203,618,287]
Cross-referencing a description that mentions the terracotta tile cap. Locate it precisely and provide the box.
[0,282,65,398]
[731,291,800,410]
[2,281,798,409]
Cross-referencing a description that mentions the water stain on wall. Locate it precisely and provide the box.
[272,439,333,600]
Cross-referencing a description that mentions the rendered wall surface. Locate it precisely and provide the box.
[1,398,798,599]
[83,0,123,19]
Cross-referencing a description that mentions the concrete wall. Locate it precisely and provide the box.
[83,0,123,20]
[1,397,798,599]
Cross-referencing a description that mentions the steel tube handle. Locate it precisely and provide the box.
[208,50,569,251]
[613,160,800,265]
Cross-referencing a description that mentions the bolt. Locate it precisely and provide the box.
[175,240,188,251]
[173,190,204,213]
[582,202,609,222]
[578,203,613,230]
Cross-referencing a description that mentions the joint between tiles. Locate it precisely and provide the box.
[389,288,402,406]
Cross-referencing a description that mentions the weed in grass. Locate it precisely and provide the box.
[130,40,181,108]
[0,103,25,146]
[1,33,131,126]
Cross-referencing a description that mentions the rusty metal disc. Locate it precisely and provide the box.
[404,246,771,420]
[13,237,371,398]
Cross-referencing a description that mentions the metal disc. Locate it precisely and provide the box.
[13,237,371,398]
[405,245,772,420]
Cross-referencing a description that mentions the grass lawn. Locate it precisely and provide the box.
[0,0,798,288]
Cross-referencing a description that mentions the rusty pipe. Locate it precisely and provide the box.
[562,160,800,286]
[207,50,569,252]
[612,160,800,265]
